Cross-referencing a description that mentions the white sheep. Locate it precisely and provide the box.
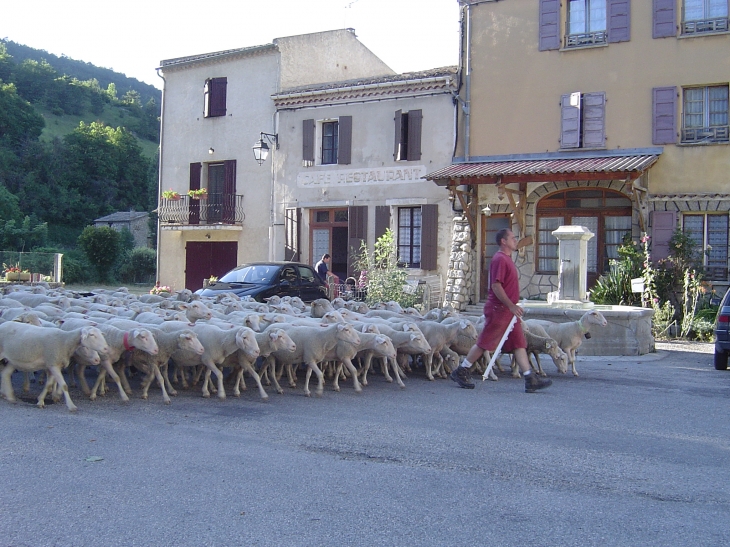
[525,310,607,376]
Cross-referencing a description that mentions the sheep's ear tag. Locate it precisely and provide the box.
[584,332,591,339]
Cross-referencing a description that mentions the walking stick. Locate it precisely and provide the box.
[482,314,518,381]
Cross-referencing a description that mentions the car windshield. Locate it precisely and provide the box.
[219,265,278,284]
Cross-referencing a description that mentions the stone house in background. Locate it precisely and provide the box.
[427,0,730,308]
[270,67,457,293]
[94,211,150,248]
[155,29,394,291]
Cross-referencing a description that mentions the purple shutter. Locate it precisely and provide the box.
[406,109,423,161]
[394,109,402,160]
[560,94,581,149]
[653,0,676,38]
[189,162,202,225]
[302,119,315,162]
[582,92,606,148]
[211,78,227,117]
[222,160,236,224]
[375,205,391,241]
[338,116,352,165]
[608,0,631,43]
[420,204,438,271]
[651,211,677,261]
[539,0,560,51]
[652,87,677,145]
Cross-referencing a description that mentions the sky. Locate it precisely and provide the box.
[0,0,461,89]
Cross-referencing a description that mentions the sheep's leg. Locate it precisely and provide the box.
[570,349,579,376]
[232,367,244,397]
[303,361,324,397]
[46,365,77,412]
[383,357,396,383]
[36,376,56,408]
[242,362,268,400]
[532,352,547,376]
[98,359,129,402]
[359,352,373,386]
[285,363,297,389]
[160,362,177,396]
[116,363,133,395]
[424,352,435,381]
[22,371,33,393]
[509,355,521,378]
[341,358,361,392]
[75,364,92,396]
[331,363,342,392]
[140,369,155,399]
[264,358,284,395]
[202,361,225,399]
[90,368,107,400]
[1,366,18,403]
[191,365,204,386]
[389,356,406,389]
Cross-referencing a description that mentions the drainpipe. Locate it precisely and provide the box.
[155,67,166,284]
[464,1,472,161]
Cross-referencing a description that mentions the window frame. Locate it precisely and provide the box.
[681,84,730,144]
[682,0,729,35]
[682,212,729,280]
[397,206,423,269]
[321,120,339,165]
[565,0,608,48]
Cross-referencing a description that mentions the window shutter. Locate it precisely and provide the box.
[652,86,677,145]
[222,160,236,224]
[406,109,423,161]
[420,204,438,271]
[338,115,352,165]
[211,77,227,117]
[651,210,677,261]
[582,92,606,148]
[608,0,631,43]
[560,94,581,149]
[393,109,402,160]
[189,162,202,225]
[302,119,315,162]
[538,0,560,51]
[653,0,676,38]
[348,205,367,276]
[375,205,391,241]
[285,208,301,261]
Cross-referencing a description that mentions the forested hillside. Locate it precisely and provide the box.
[0,41,160,250]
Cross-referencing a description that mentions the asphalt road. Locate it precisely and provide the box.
[1,346,728,547]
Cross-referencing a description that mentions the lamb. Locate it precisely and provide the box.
[524,310,607,376]
[0,323,110,411]
[359,325,431,387]
[518,321,569,376]
[416,320,474,380]
[265,323,361,397]
[310,298,334,318]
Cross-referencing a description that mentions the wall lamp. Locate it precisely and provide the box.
[252,132,279,165]
[208,147,215,155]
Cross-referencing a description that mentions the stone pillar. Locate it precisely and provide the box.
[444,215,474,311]
[551,225,594,304]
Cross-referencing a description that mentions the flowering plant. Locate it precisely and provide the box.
[150,284,172,295]
[187,188,208,199]
[208,276,218,283]
[3,263,20,273]
[162,189,180,199]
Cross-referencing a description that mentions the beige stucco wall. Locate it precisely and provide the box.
[463,1,730,194]
[273,91,455,283]
[276,29,395,89]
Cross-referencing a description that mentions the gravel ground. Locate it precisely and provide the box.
[655,339,714,354]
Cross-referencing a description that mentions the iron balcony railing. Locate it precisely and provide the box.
[682,17,729,35]
[564,30,608,48]
[681,125,730,144]
[158,193,245,226]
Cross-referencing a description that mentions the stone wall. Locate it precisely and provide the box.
[443,215,476,310]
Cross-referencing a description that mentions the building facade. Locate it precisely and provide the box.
[428,0,730,306]
[156,30,394,291]
[269,68,457,290]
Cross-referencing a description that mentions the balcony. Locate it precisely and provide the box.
[564,31,607,48]
[158,193,245,227]
[682,17,729,35]
[681,125,730,144]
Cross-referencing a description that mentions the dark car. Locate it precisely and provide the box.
[196,262,329,303]
[714,288,730,370]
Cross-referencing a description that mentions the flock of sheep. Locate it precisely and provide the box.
[0,284,608,412]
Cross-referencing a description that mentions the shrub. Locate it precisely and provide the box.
[117,247,156,284]
[77,226,120,282]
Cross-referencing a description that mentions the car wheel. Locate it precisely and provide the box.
[714,350,728,370]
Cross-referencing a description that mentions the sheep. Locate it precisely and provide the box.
[227,327,296,398]
[518,321,569,377]
[265,323,361,397]
[524,310,607,376]
[311,298,334,318]
[359,325,431,388]
[0,323,110,411]
[416,320,472,381]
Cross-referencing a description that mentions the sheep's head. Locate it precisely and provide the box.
[545,341,568,373]
[80,326,110,355]
[336,323,361,345]
[406,333,431,353]
[132,328,159,356]
[236,327,260,359]
[269,328,296,353]
[583,310,607,328]
[363,324,380,334]
[178,331,205,355]
[242,314,261,332]
[330,297,346,309]
[311,298,334,318]
[372,334,396,359]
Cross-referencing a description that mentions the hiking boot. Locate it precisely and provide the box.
[524,373,552,393]
[450,366,475,389]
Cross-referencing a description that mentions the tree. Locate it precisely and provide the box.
[78,226,120,282]
[0,82,45,146]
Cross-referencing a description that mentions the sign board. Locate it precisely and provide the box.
[631,278,645,293]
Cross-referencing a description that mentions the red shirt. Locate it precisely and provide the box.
[487,250,520,306]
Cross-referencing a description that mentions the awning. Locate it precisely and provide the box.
[426,154,659,185]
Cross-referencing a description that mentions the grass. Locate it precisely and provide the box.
[63,283,155,296]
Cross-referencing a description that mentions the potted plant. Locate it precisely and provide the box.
[162,189,181,200]
[187,188,208,200]
[3,264,20,281]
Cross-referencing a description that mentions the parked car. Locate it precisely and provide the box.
[714,288,730,370]
[196,262,329,303]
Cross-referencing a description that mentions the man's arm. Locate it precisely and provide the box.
[492,282,523,318]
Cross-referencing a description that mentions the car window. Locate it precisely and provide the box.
[280,266,298,284]
[220,265,276,284]
[298,266,317,283]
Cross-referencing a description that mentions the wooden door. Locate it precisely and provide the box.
[185,241,238,291]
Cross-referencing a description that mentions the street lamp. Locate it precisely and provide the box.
[252,132,278,165]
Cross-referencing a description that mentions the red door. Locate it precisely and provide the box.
[185,241,238,291]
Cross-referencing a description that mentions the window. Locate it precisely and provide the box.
[398,207,422,267]
[321,121,339,165]
[560,92,606,149]
[536,189,632,277]
[394,109,422,161]
[683,0,729,34]
[566,0,607,47]
[683,214,729,279]
[682,85,729,143]
[204,77,227,118]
